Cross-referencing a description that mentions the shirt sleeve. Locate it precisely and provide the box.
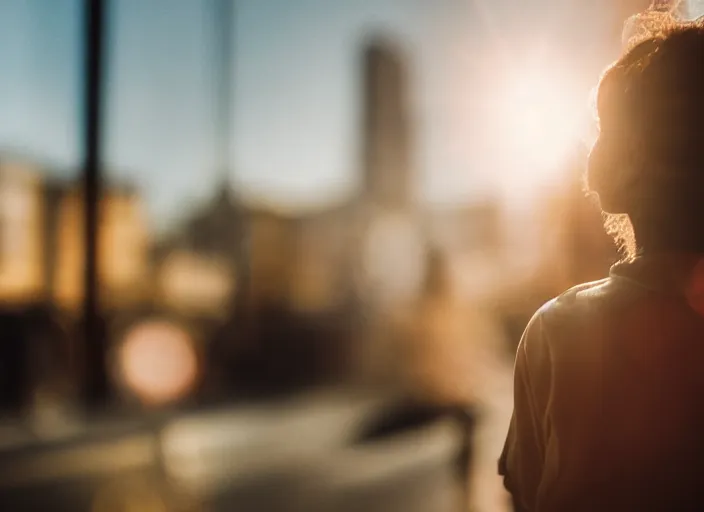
[498,311,549,512]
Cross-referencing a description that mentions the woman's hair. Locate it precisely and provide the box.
[587,12,704,259]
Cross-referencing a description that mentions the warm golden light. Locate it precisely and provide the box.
[116,320,198,406]
[492,60,585,184]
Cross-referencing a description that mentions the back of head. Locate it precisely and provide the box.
[588,13,704,257]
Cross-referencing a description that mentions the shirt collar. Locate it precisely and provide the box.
[610,253,704,297]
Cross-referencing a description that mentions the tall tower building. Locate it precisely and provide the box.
[362,39,413,208]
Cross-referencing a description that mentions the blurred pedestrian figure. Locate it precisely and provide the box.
[397,248,512,511]
[402,249,475,406]
[500,13,704,511]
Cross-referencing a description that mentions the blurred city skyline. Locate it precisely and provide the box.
[0,0,652,229]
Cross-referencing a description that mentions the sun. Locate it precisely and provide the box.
[493,61,586,183]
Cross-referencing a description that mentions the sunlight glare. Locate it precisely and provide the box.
[496,62,585,181]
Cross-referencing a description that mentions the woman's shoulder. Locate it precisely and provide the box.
[530,276,630,336]
[553,277,616,308]
[515,277,625,373]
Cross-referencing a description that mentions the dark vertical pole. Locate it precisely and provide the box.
[83,0,107,407]
[215,0,249,321]
[216,0,233,178]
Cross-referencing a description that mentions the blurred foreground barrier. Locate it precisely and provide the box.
[0,422,158,511]
[0,390,467,511]
[160,389,389,495]
[300,417,465,512]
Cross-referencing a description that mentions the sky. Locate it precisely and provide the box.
[0,0,639,229]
